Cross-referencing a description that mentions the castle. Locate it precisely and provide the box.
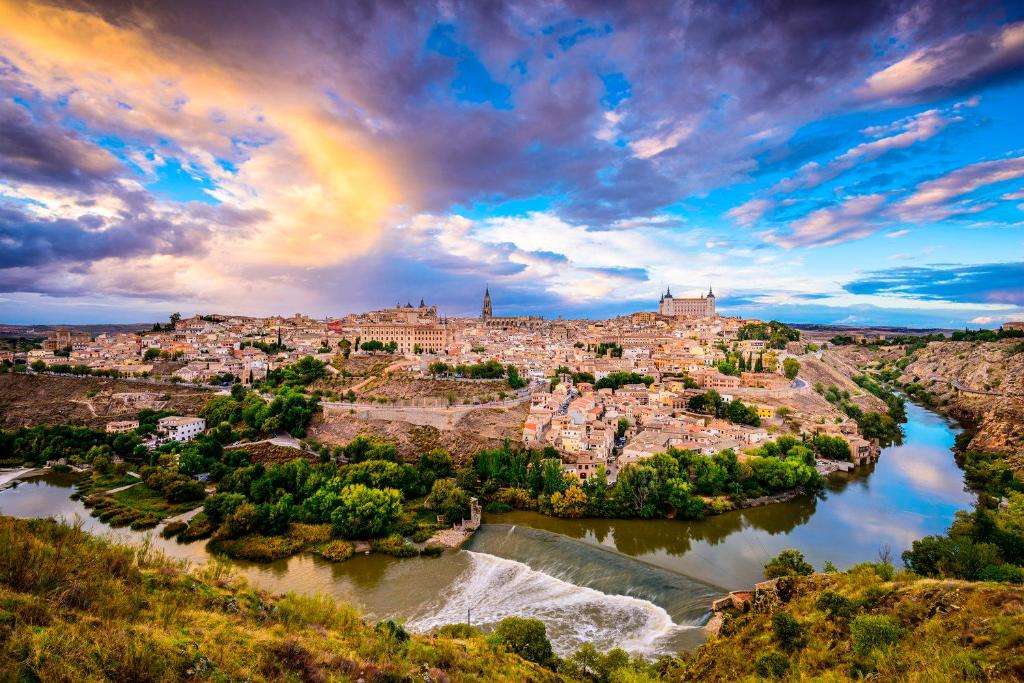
[658,286,716,318]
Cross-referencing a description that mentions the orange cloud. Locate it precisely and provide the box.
[0,0,403,267]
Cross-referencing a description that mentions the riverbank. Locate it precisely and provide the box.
[0,399,973,658]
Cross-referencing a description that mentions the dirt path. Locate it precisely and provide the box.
[68,399,98,417]
[105,481,141,494]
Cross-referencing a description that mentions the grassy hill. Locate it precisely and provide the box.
[683,564,1024,681]
[0,516,559,682]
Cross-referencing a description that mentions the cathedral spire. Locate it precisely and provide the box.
[481,285,493,320]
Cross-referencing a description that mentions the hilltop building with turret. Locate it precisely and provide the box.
[658,286,716,318]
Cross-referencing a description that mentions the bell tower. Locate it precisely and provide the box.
[481,286,493,320]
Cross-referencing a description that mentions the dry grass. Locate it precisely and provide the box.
[0,515,561,682]
[684,565,1024,681]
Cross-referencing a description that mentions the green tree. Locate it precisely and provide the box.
[540,458,567,495]
[613,464,661,518]
[783,357,800,380]
[812,434,851,461]
[764,549,814,579]
[330,484,403,539]
[360,340,385,354]
[426,478,471,523]
[487,617,554,667]
[850,615,905,657]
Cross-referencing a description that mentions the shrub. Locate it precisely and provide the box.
[410,527,437,543]
[374,619,409,647]
[754,652,790,679]
[851,615,905,657]
[420,544,444,557]
[372,534,418,558]
[487,617,554,667]
[434,623,482,639]
[178,513,214,541]
[161,521,188,539]
[317,540,354,562]
[856,584,891,610]
[208,534,303,562]
[764,549,814,579]
[492,487,534,509]
[772,611,806,652]
[815,590,856,620]
[851,561,894,581]
[485,501,513,513]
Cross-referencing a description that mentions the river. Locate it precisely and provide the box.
[0,401,973,656]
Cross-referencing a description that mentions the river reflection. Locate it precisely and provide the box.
[0,401,973,654]
[485,402,973,588]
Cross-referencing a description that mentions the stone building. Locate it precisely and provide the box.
[658,286,716,318]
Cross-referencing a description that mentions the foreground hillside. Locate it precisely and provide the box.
[5,514,1024,682]
[0,516,557,682]
[686,565,1024,681]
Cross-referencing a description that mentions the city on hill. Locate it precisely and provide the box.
[3,0,1024,680]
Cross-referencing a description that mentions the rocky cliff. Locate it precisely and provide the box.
[899,340,1024,456]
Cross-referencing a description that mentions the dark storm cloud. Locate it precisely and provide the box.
[844,261,1024,305]
[0,99,121,190]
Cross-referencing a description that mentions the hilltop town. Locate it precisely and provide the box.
[1,287,893,481]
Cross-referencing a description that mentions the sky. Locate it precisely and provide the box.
[1,0,1023,327]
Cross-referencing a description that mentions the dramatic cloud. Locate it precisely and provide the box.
[0,0,1021,325]
[0,99,121,190]
[860,21,1024,101]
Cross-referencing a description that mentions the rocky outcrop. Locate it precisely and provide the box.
[899,340,1024,456]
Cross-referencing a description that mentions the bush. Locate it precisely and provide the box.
[764,549,814,579]
[207,534,304,562]
[160,521,188,539]
[371,534,418,558]
[178,513,214,541]
[851,561,894,581]
[492,487,534,510]
[850,615,905,657]
[374,619,409,647]
[434,623,482,639]
[772,611,806,652]
[815,590,856,620]
[754,652,790,679]
[317,540,354,562]
[420,544,444,557]
[487,617,554,667]
[485,501,513,513]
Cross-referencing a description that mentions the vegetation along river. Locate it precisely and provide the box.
[0,401,973,656]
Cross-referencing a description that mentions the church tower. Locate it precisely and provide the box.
[481,286,493,320]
